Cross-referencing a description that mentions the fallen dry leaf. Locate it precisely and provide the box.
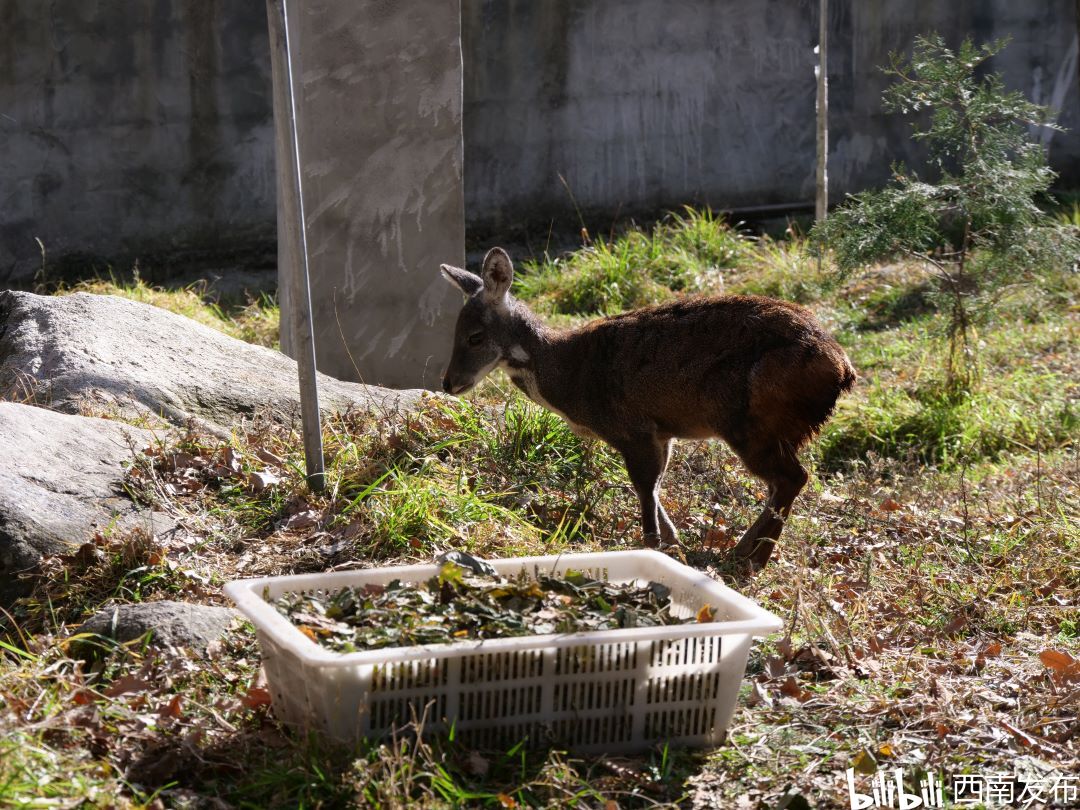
[704,525,730,550]
[748,680,774,708]
[999,720,1064,757]
[255,447,284,466]
[942,612,968,636]
[72,689,96,706]
[283,510,320,531]
[223,447,243,473]
[765,656,787,679]
[851,748,877,775]
[1039,649,1080,683]
[158,694,184,720]
[241,686,273,709]
[248,470,280,492]
[105,675,152,698]
[779,676,811,702]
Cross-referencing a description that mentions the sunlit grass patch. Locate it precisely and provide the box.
[6,526,202,640]
[725,233,835,303]
[0,730,125,807]
[0,626,265,809]
[516,207,752,315]
[704,449,1080,807]
[102,395,636,588]
[817,365,1077,470]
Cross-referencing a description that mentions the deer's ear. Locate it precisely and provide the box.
[440,264,483,297]
[481,247,514,303]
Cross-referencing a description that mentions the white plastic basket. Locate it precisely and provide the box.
[224,550,782,754]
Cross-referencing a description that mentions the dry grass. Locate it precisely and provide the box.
[688,452,1079,808]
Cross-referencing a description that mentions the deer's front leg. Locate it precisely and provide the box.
[616,436,677,548]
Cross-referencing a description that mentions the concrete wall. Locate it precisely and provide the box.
[461,0,1080,236]
[271,0,464,389]
[0,1,276,283]
[2,0,1078,284]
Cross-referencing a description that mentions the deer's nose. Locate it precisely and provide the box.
[442,376,453,394]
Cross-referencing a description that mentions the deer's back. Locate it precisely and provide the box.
[552,295,854,444]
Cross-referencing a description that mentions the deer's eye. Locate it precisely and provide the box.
[467,332,485,347]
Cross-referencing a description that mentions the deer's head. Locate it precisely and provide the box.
[438,247,518,395]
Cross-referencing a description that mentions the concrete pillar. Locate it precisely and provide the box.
[271,0,464,390]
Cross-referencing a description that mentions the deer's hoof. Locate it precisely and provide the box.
[730,534,775,573]
[642,532,661,549]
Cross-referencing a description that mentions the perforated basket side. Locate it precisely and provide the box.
[257,631,314,729]
[321,632,756,754]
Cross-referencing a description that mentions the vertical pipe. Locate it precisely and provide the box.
[267,0,325,491]
[815,0,829,223]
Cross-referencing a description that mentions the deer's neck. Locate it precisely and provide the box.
[502,307,575,417]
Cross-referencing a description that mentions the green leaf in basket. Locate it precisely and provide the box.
[564,569,588,586]
[437,562,465,586]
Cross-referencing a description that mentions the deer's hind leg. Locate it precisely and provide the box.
[728,434,809,569]
[615,436,677,549]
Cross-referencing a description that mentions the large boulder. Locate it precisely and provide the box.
[0,402,177,605]
[0,291,433,434]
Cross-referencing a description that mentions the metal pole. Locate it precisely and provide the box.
[815,0,829,223]
[267,0,325,491]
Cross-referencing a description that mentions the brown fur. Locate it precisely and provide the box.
[440,249,856,570]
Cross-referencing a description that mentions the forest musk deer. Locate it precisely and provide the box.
[439,248,856,570]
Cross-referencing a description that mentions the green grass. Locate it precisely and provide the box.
[817,364,1077,469]
[724,232,835,303]
[98,397,636,587]
[816,266,1078,470]
[516,207,753,315]
[3,210,1079,808]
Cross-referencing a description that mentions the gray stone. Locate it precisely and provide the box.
[78,600,239,653]
[273,0,464,389]
[0,290,433,434]
[0,401,176,605]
